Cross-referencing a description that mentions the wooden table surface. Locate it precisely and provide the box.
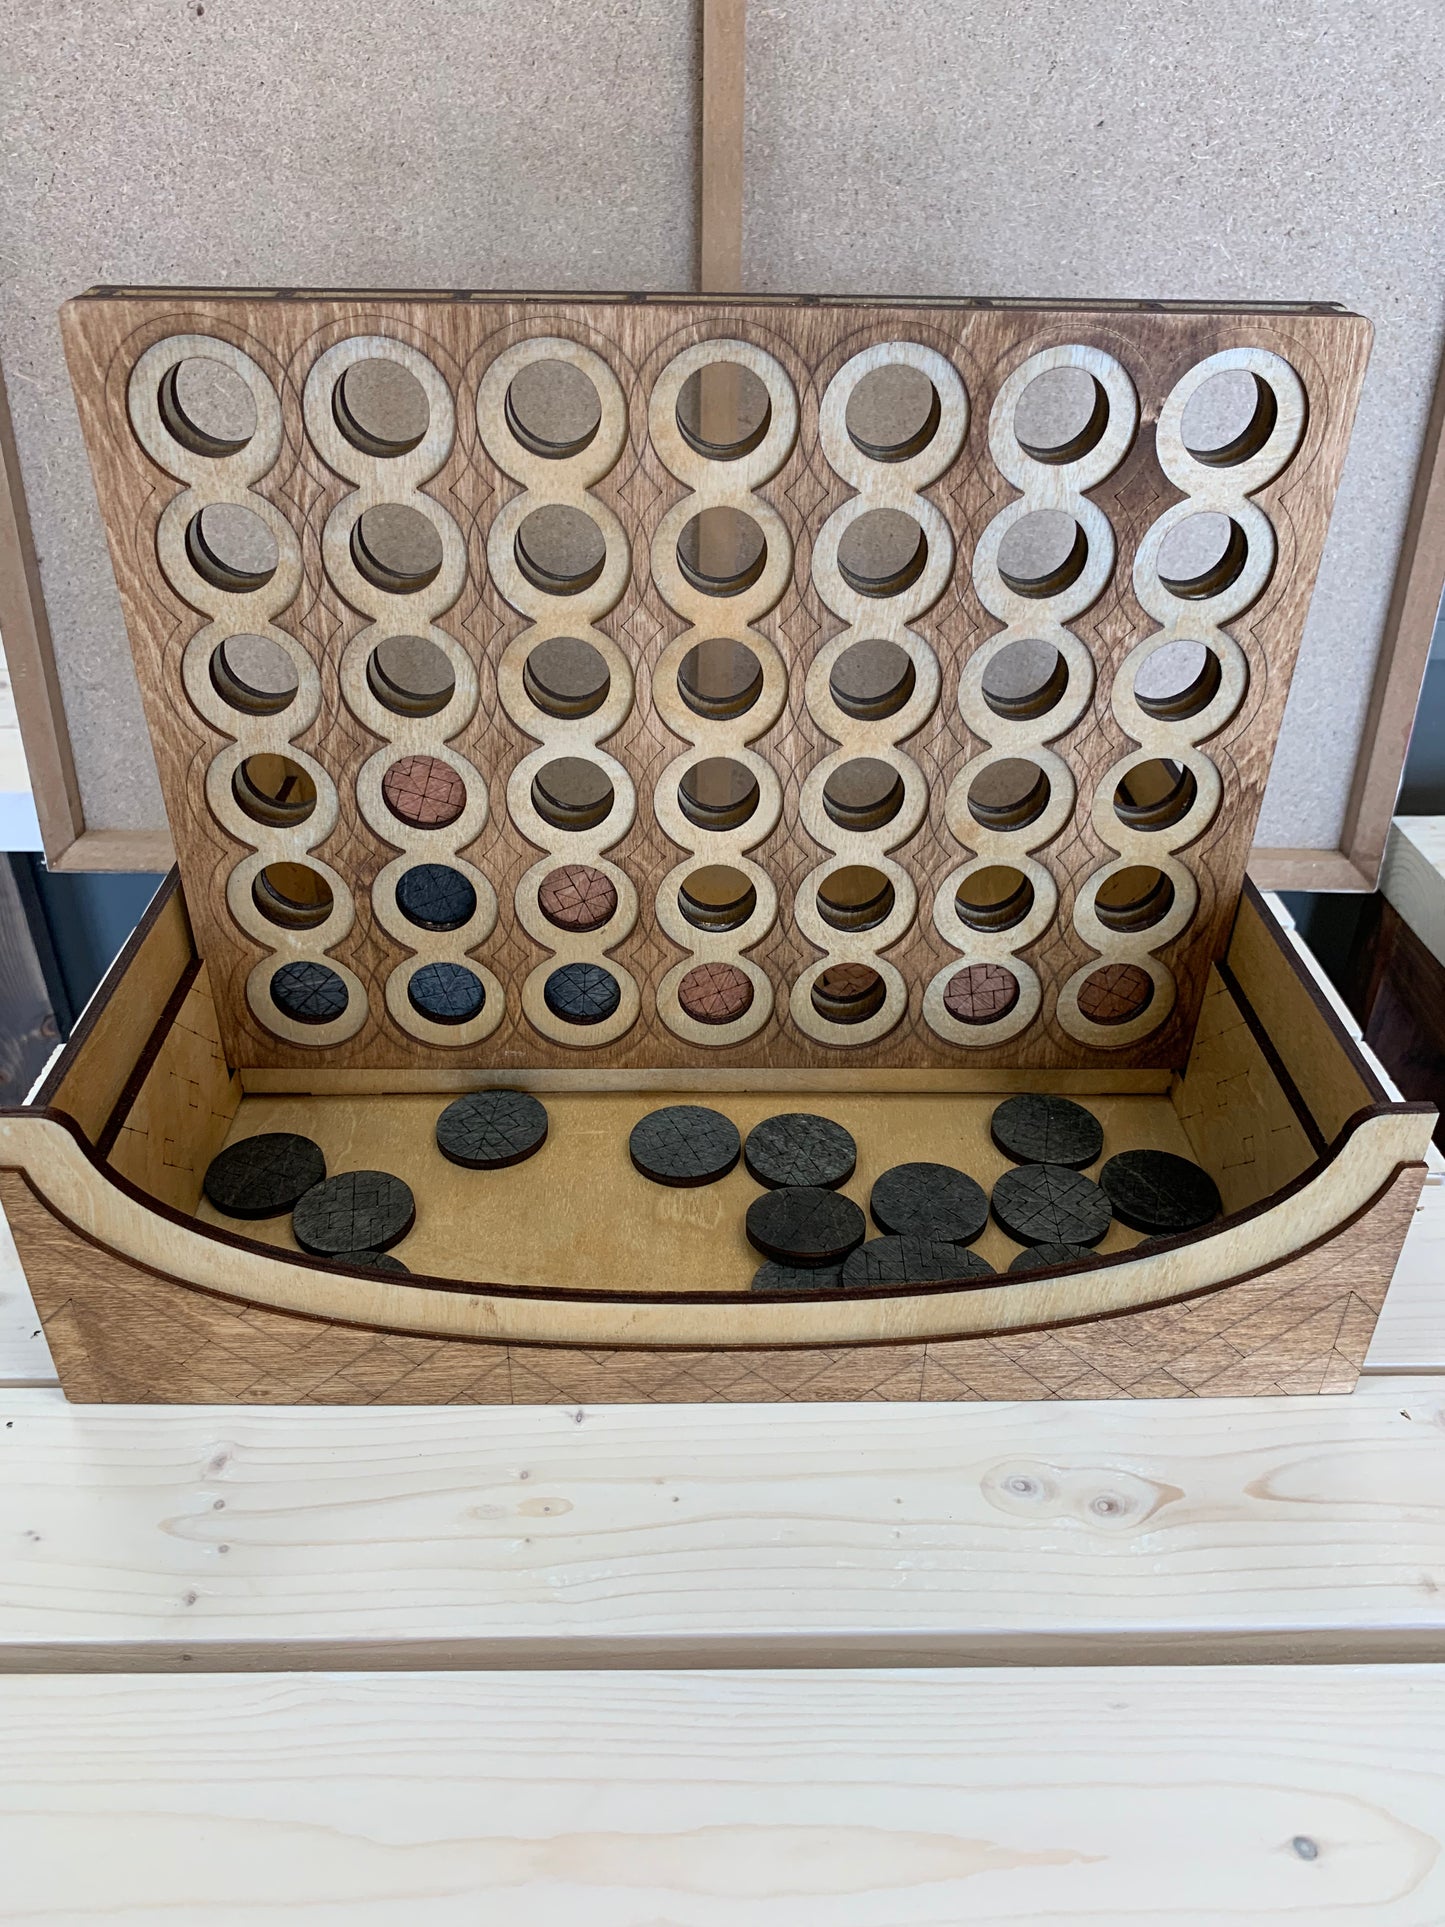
[2,897,1443,1922]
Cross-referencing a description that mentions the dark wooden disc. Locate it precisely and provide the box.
[629,1105,741,1187]
[750,1260,845,1291]
[991,1162,1112,1247]
[1100,1149,1223,1233]
[538,864,618,932]
[678,960,754,1024]
[543,962,621,1025]
[841,1236,996,1286]
[408,961,485,1024]
[744,1113,856,1190]
[1077,961,1153,1024]
[1007,1242,1096,1274]
[990,1094,1103,1169]
[745,1186,866,1266]
[942,963,1019,1023]
[333,1250,412,1275]
[203,1132,326,1220]
[269,960,348,1025]
[436,1089,549,1169]
[381,754,466,828]
[395,863,477,931]
[869,1162,989,1243]
[292,1170,416,1256]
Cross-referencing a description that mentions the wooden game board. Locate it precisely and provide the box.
[62,291,1369,1078]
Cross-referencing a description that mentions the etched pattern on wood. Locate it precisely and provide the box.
[62,293,1370,1075]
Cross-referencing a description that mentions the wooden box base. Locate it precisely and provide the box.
[0,876,1433,1404]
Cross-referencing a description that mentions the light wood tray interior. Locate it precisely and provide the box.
[197,1087,1192,1292]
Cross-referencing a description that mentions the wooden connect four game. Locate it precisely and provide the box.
[62,291,1370,1079]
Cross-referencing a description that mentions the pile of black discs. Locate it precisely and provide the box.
[202,1132,416,1272]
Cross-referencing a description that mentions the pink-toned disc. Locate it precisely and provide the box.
[1077,961,1153,1024]
[381,755,466,829]
[537,863,618,933]
[677,961,754,1025]
[942,962,1020,1024]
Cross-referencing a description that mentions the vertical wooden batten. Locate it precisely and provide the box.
[699,0,746,296]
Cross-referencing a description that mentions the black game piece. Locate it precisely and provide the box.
[408,961,486,1024]
[292,1170,416,1256]
[744,1113,856,1190]
[544,962,621,1025]
[991,1162,1113,1247]
[270,960,348,1024]
[203,1132,326,1220]
[629,1105,741,1187]
[1100,1149,1223,1234]
[990,1093,1104,1170]
[395,863,478,931]
[745,1186,866,1267]
[841,1236,996,1286]
[751,1260,845,1291]
[869,1162,989,1244]
[436,1090,549,1170]
[1007,1242,1096,1274]
[333,1249,412,1274]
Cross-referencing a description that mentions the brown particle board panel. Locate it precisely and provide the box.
[63,291,1369,1077]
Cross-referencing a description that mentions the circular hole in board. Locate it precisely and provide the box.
[1077,961,1154,1026]
[677,638,764,720]
[1181,369,1280,467]
[1013,365,1109,463]
[955,864,1035,932]
[676,507,768,598]
[515,505,607,596]
[996,511,1088,599]
[351,504,444,594]
[1156,512,1249,600]
[844,364,941,463]
[811,962,888,1025]
[1113,759,1198,831]
[185,503,278,593]
[967,757,1051,832]
[505,359,603,459]
[531,756,615,832]
[1133,639,1222,721]
[333,358,431,457]
[210,633,298,716]
[675,362,772,459]
[232,753,317,828]
[829,639,916,721]
[821,757,905,832]
[677,756,759,831]
[270,960,349,1026]
[251,862,334,930]
[816,865,895,933]
[943,961,1020,1025]
[1095,865,1177,933]
[159,358,257,456]
[408,961,486,1026]
[522,635,611,718]
[981,638,1068,721]
[678,960,755,1025]
[836,509,928,599]
[366,634,457,718]
[678,864,757,933]
[381,754,467,829]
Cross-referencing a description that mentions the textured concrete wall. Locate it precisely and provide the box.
[4,0,1443,848]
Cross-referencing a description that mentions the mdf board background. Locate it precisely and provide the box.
[2,0,1443,854]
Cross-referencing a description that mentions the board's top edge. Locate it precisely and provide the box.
[67,285,1361,319]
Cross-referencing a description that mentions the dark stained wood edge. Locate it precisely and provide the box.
[93,953,203,1159]
[28,868,186,1118]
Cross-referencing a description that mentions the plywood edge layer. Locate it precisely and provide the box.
[236,1066,1176,1096]
[0,1104,1427,1350]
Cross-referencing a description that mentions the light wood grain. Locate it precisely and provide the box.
[4,1664,1445,1921]
[700,0,746,294]
[63,291,1370,1077]
[47,826,176,873]
[0,1380,1443,1667]
[1380,817,1445,971]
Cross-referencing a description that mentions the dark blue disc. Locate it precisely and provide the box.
[544,961,621,1025]
[270,960,348,1024]
[395,863,477,932]
[408,961,485,1024]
